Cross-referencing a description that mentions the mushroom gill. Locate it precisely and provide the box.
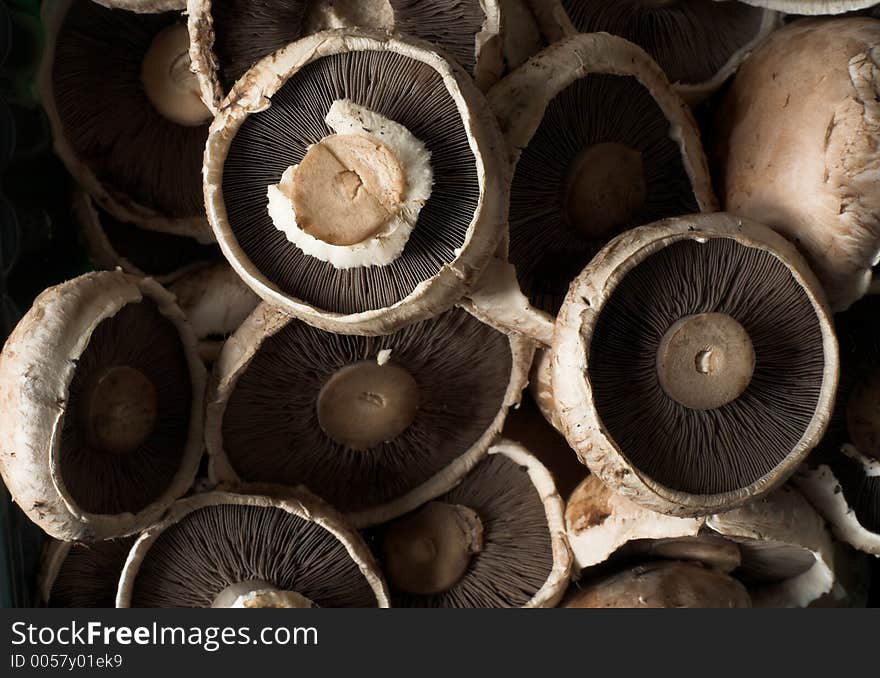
[208,305,529,521]
[44,0,211,238]
[207,34,506,332]
[553,1,776,96]
[372,442,570,607]
[588,237,825,496]
[119,491,388,608]
[41,538,135,608]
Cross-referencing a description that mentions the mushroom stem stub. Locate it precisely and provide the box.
[317,360,420,450]
[141,23,211,127]
[656,313,756,410]
[382,502,484,596]
[83,366,158,456]
[212,580,314,609]
[267,99,433,270]
[563,142,647,239]
[847,368,880,461]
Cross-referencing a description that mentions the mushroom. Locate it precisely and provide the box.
[564,561,751,608]
[93,1,187,11]
[38,537,135,607]
[168,263,260,365]
[713,17,880,312]
[737,1,879,13]
[464,32,716,346]
[207,303,532,527]
[498,0,544,71]
[73,191,220,285]
[552,213,838,517]
[565,475,836,607]
[116,489,389,608]
[40,0,214,242]
[0,271,206,541]
[794,294,880,553]
[371,440,572,607]
[204,31,507,335]
[525,0,780,103]
[188,1,504,112]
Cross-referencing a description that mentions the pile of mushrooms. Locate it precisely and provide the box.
[2,0,878,608]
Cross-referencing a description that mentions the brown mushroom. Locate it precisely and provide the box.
[73,191,220,284]
[565,475,836,607]
[207,303,532,527]
[38,537,135,608]
[0,271,205,541]
[168,263,260,365]
[553,213,838,517]
[465,33,716,345]
[795,294,880,555]
[40,0,213,242]
[714,17,880,311]
[565,561,751,609]
[526,0,780,103]
[373,440,572,607]
[116,489,389,607]
[204,31,508,335]
[188,0,504,113]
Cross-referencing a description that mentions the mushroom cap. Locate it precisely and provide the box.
[168,263,260,364]
[92,0,186,11]
[0,271,206,541]
[553,213,838,517]
[116,489,390,607]
[375,439,572,608]
[707,485,835,608]
[565,475,835,607]
[189,1,505,112]
[796,447,880,555]
[498,0,544,72]
[203,30,508,336]
[40,0,214,243]
[565,561,751,608]
[737,1,879,13]
[466,32,716,344]
[715,17,880,312]
[38,537,135,607]
[207,302,533,527]
[72,191,220,285]
[525,0,780,103]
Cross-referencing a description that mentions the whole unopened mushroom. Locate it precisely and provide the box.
[373,440,572,608]
[565,475,836,607]
[0,271,206,541]
[117,490,389,608]
[73,191,220,284]
[207,303,532,527]
[553,213,838,517]
[465,33,715,345]
[565,561,751,608]
[795,294,880,554]
[168,263,260,365]
[38,537,135,607]
[526,0,780,102]
[714,17,880,311]
[737,0,878,12]
[41,0,214,242]
[204,31,507,335]
[189,0,504,112]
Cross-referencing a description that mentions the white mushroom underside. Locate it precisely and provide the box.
[267,99,433,269]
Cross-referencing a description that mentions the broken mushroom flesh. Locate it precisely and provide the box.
[204,31,507,335]
[117,490,389,608]
[0,271,206,541]
[207,303,532,527]
[373,440,571,608]
[42,0,213,241]
[553,213,838,517]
